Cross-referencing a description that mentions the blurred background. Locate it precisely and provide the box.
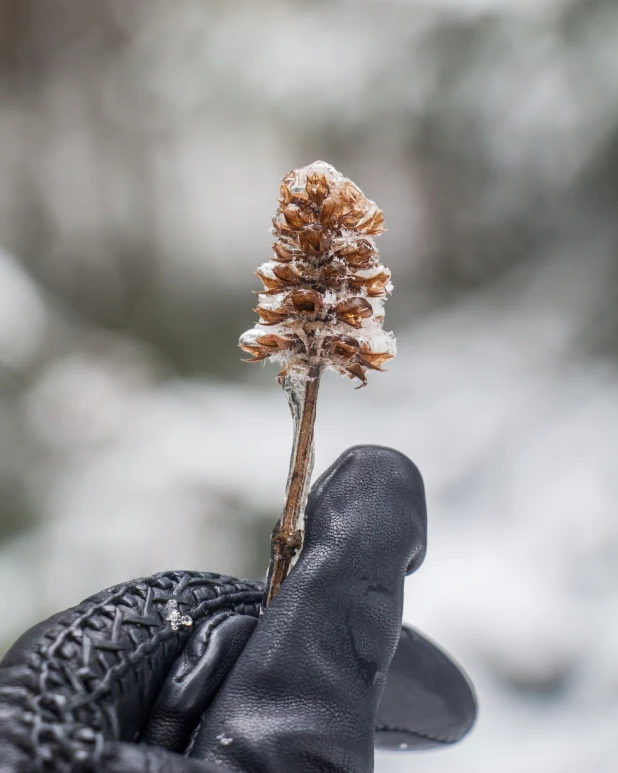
[0,0,617,770]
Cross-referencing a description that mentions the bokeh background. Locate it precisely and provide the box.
[1,0,617,770]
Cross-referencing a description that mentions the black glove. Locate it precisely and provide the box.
[0,446,476,773]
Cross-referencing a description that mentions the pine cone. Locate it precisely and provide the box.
[239,161,396,387]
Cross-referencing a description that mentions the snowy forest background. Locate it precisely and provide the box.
[1,1,617,771]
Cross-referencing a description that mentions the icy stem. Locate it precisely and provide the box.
[262,364,322,610]
[280,370,315,548]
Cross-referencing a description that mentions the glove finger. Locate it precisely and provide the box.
[190,445,427,773]
[376,625,477,750]
[100,741,231,773]
[141,612,257,752]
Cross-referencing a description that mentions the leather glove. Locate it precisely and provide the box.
[0,445,476,773]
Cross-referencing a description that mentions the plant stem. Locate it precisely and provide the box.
[262,363,323,610]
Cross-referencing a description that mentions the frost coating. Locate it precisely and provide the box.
[239,160,396,387]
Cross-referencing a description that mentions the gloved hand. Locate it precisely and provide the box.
[0,446,476,773]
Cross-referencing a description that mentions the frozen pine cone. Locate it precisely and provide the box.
[239,161,396,387]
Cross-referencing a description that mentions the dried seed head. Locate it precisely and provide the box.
[239,161,396,386]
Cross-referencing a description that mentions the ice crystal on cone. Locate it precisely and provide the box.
[239,161,396,387]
